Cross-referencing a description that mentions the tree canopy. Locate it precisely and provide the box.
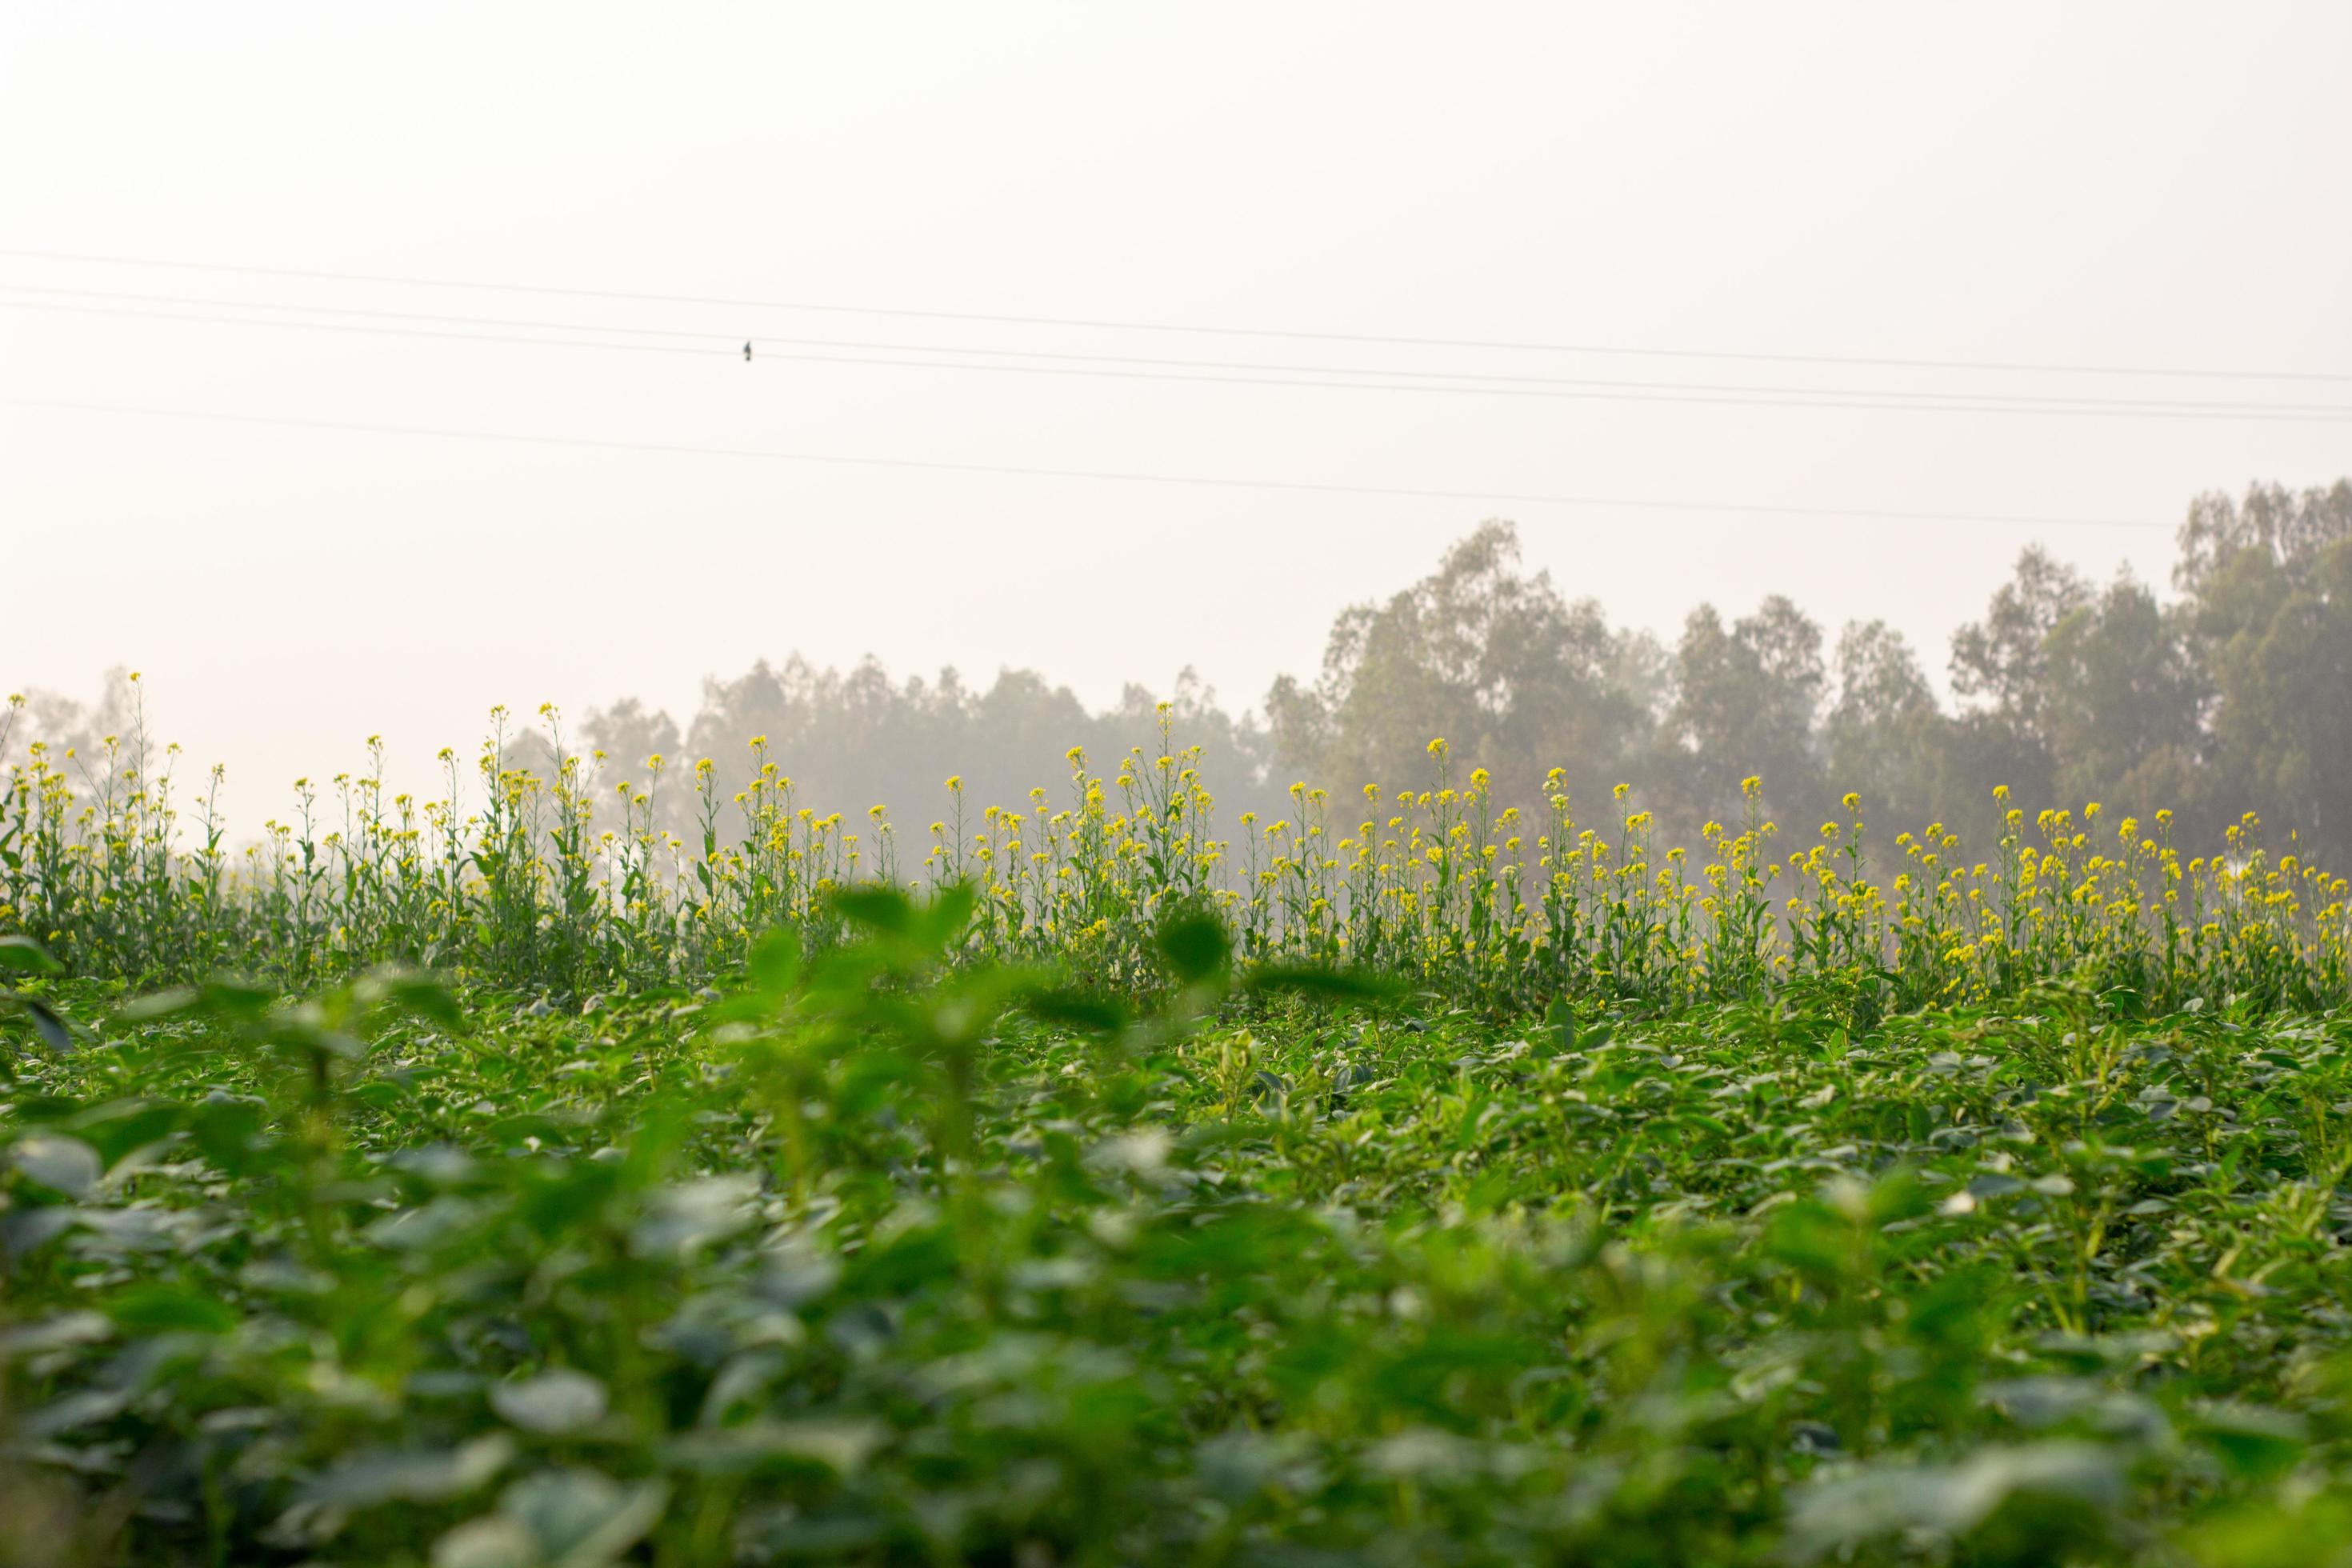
[12,479,2348,865]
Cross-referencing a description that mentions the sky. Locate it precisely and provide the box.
[4,5,2350,813]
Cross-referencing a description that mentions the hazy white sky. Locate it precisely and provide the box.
[4,5,2349,810]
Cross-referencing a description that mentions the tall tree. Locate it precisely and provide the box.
[1823,619,1943,832]
[2177,482,2352,853]
[1662,596,1826,826]
[1945,546,2094,810]
[0,668,142,780]
[1265,521,1652,811]
[2038,572,2204,815]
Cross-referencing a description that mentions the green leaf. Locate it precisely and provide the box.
[1243,964,1403,1003]
[358,967,464,1028]
[490,1370,610,1435]
[119,986,200,1022]
[18,1386,131,1439]
[106,1284,240,1335]
[830,886,914,936]
[631,1174,759,1257]
[301,1434,514,1508]
[0,1310,114,1357]
[347,1080,414,1114]
[499,1469,669,1566]
[0,934,62,974]
[1018,985,1129,1033]
[1786,1442,2122,1562]
[1762,1201,1853,1278]
[2191,1405,2308,1481]
[16,996,74,1053]
[430,1515,538,1568]
[663,1418,888,1477]
[915,881,978,949]
[1155,910,1230,986]
[1866,1169,1932,1225]
[194,977,278,1021]
[10,1133,102,1198]
[746,926,802,994]
[65,1098,182,1166]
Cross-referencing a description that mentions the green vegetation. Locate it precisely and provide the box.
[3,690,2346,1012]
[4,898,2352,1566]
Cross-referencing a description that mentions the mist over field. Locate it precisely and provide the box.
[13,478,2349,867]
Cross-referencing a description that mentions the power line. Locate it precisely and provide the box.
[6,282,2348,417]
[6,245,2346,386]
[0,394,2172,531]
[2,299,712,359]
[0,282,745,348]
[10,299,2350,425]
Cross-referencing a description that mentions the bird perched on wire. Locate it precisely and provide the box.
[743,341,753,362]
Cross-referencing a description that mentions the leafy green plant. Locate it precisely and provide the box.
[5,694,2346,1015]
[2,882,2348,1564]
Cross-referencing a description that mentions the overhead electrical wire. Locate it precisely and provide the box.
[3,282,2346,418]
[4,245,2346,386]
[0,250,2302,538]
[6,298,2348,424]
[0,394,2171,532]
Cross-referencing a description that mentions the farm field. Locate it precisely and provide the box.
[9,6,2348,1562]
[4,714,2352,1565]
[6,898,2352,1566]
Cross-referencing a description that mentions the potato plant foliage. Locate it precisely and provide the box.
[3,891,2352,1567]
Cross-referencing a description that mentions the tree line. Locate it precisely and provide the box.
[11,478,2349,866]
[590,477,2348,865]
[1267,479,2351,859]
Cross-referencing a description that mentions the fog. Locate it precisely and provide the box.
[5,4,2350,858]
